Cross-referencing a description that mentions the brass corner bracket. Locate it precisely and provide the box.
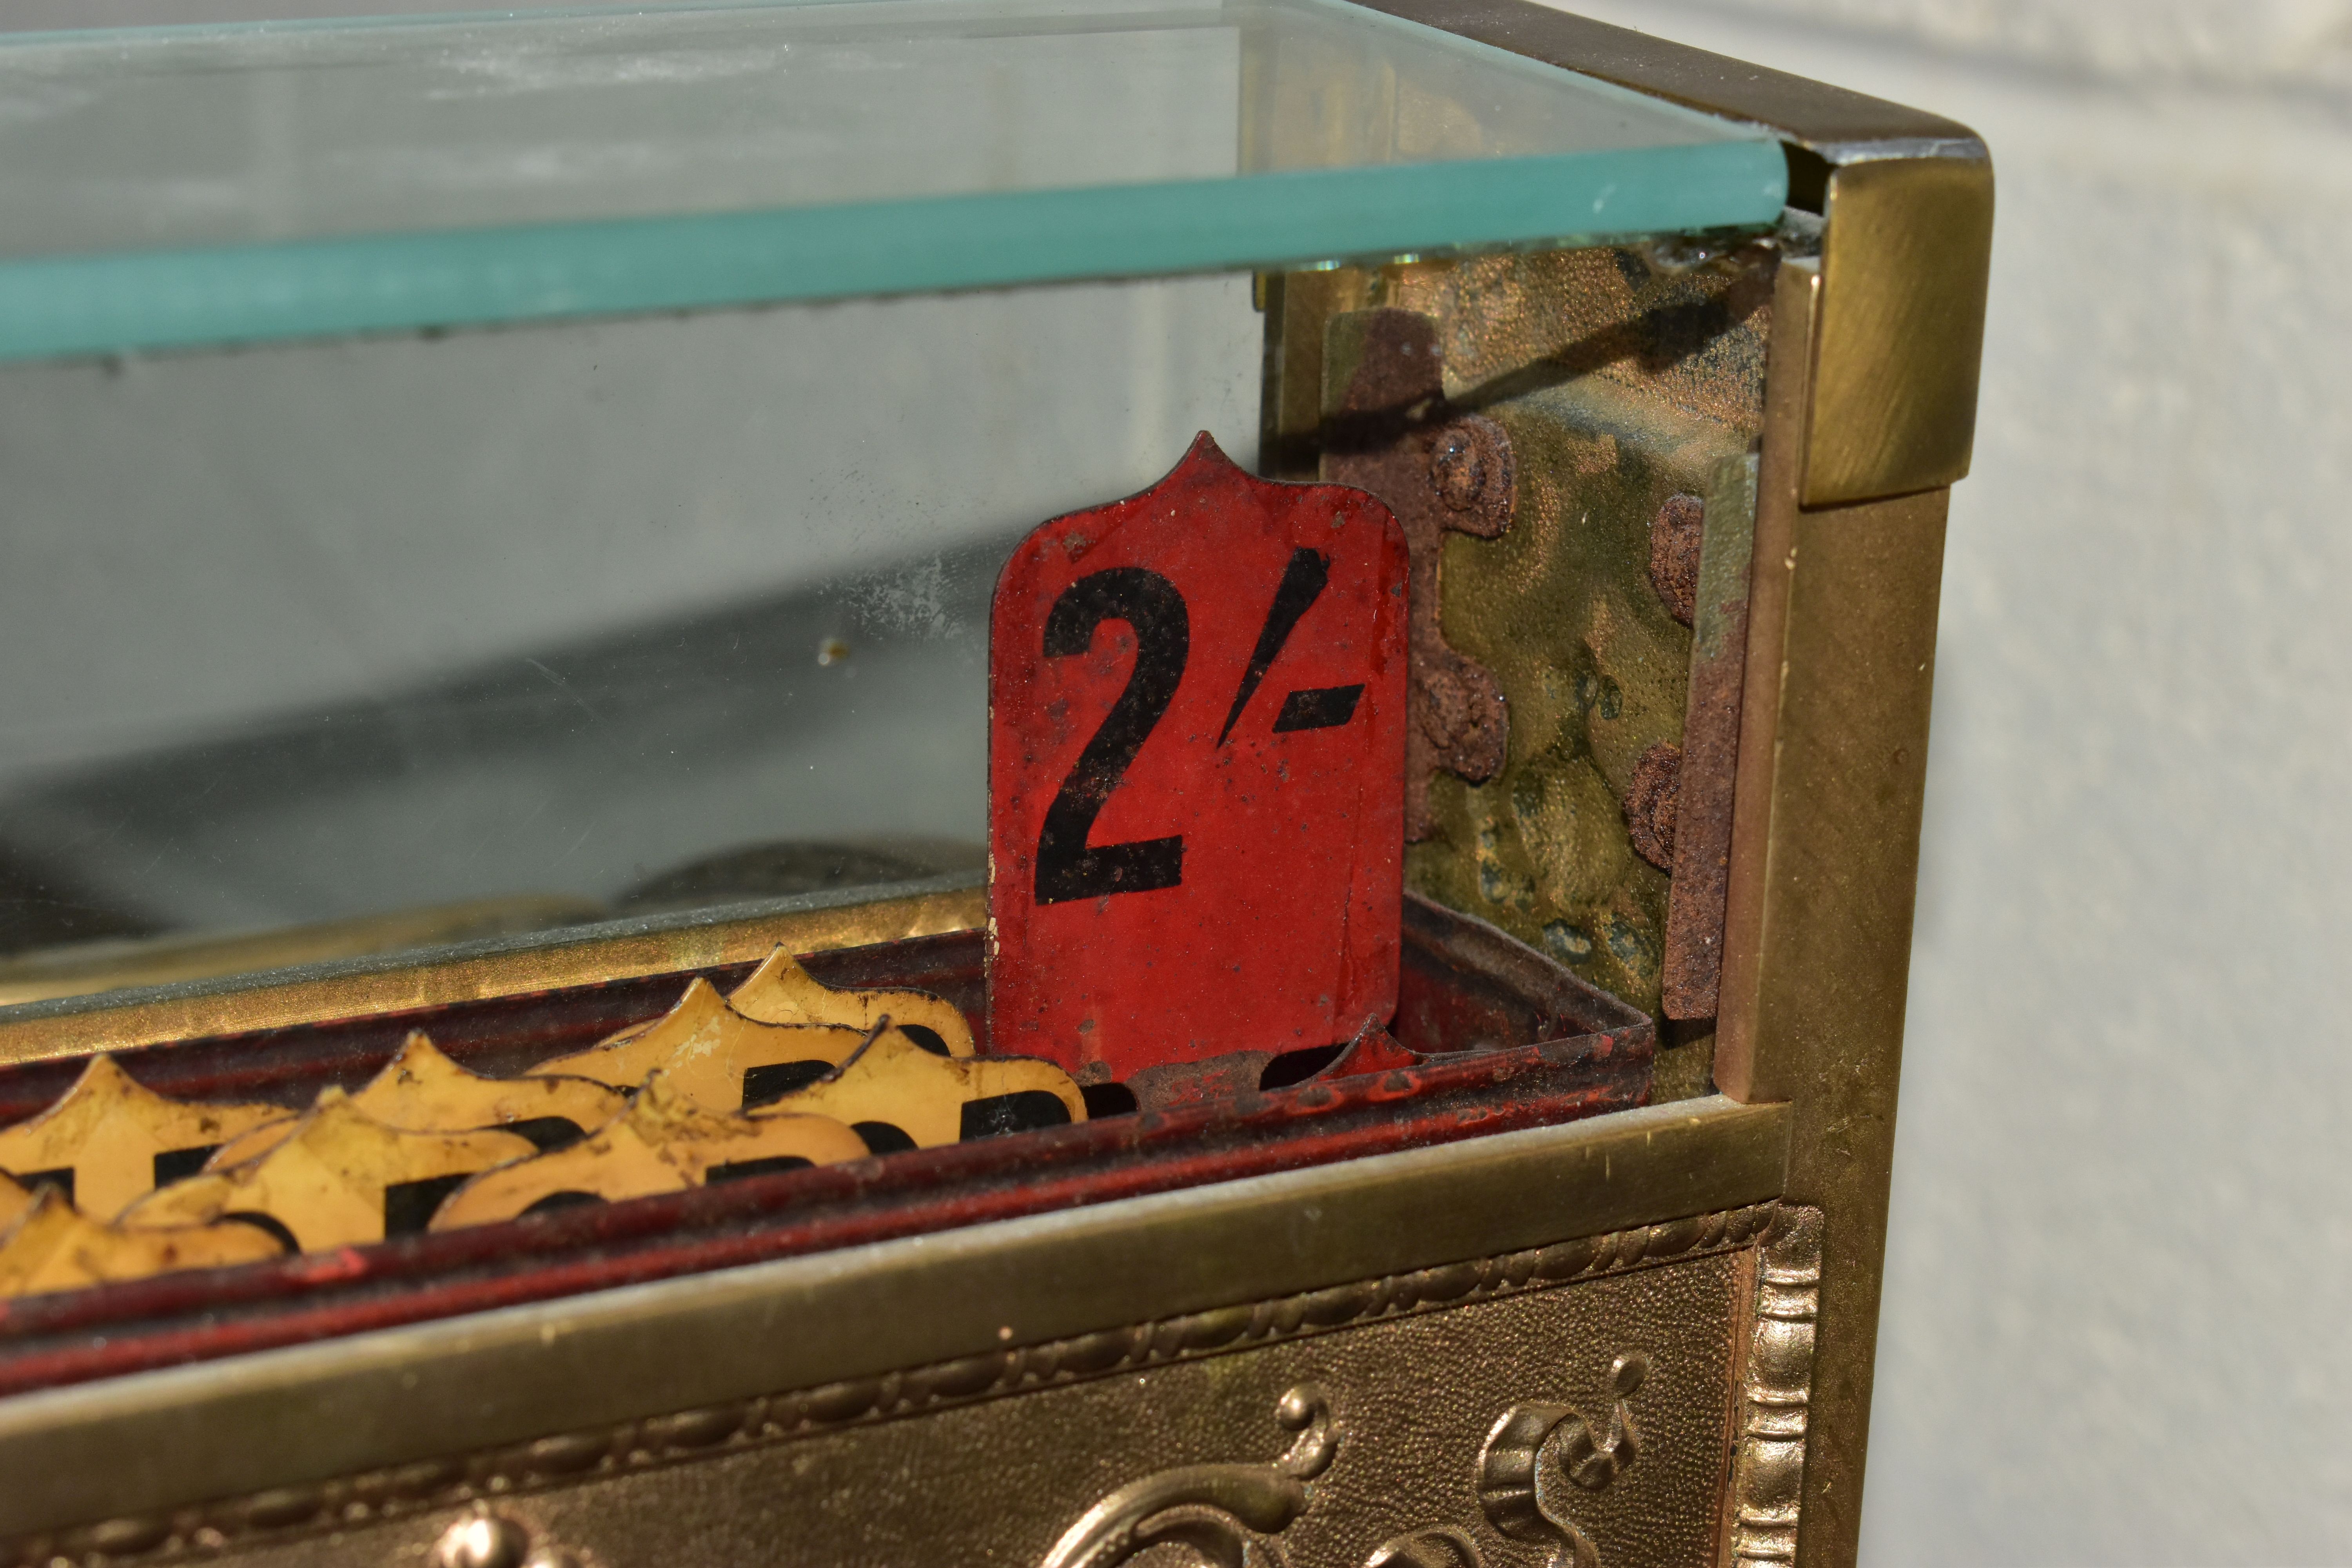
[1805,154,1993,506]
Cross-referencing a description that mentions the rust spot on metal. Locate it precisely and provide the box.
[1264,249,1771,1024]
[1321,309,1515,841]
[1624,743,1681,872]
[1428,419,1513,537]
[1648,493,1705,626]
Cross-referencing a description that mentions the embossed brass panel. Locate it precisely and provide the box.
[0,1098,1786,1544]
[1414,374,1757,1019]
[14,1200,1820,1568]
[340,1261,1740,1568]
[1267,243,1774,1029]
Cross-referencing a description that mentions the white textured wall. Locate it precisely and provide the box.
[1556,1,2352,1561]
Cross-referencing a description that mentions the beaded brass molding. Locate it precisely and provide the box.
[6,1200,1818,1568]
[1728,1207,1822,1566]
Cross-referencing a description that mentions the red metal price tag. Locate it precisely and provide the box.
[987,434,1408,1082]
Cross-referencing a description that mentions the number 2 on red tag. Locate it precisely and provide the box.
[988,434,1408,1083]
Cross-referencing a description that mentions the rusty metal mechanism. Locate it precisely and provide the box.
[0,4,1986,1566]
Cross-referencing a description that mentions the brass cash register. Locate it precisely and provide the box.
[0,4,1989,1565]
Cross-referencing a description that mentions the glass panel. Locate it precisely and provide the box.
[0,2,1793,1005]
[0,273,1261,993]
[0,0,1785,359]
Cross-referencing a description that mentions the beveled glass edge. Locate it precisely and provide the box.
[0,872,975,1031]
[0,875,988,1067]
[0,144,1783,365]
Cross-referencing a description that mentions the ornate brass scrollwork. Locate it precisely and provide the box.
[1041,1350,1651,1568]
[1472,1351,1646,1568]
[1039,1384,1338,1568]
[1363,1526,1486,1568]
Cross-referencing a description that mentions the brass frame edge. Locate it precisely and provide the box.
[1254,13,1981,1552]
[0,1095,1787,1539]
[1716,256,1820,1099]
[1806,156,1992,505]
[0,877,985,1068]
[1717,257,1948,1566]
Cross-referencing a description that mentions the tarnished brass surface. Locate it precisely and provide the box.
[0,23,1981,1564]
[1715,259,1820,1097]
[0,877,984,1069]
[1727,1207,1822,1566]
[1664,453,1759,1022]
[1715,258,1947,1566]
[1261,269,1377,481]
[12,1198,1822,1568]
[1742,488,1943,1564]
[1266,247,1776,463]
[1257,10,1981,1541]
[1413,379,1753,1017]
[0,1096,1786,1541]
[1381,249,1775,435]
[1805,157,1994,505]
[1279,246,1772,1025]
[1720,263,1946,1106]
